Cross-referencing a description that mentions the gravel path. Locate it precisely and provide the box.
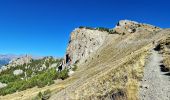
[139,50,170,100]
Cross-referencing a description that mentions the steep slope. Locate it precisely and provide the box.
[49,21,168,100]
[0,20,169,100]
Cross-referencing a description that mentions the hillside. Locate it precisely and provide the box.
[0,56,64,97]
[0,20,170,100]
[50,20,169,100]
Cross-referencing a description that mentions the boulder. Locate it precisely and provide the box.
[13,69,23,76]
[0,82,7,89]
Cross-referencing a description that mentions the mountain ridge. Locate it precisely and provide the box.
[0,20,170,100]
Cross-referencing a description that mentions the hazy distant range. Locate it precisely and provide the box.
[0,54,26,67]
[0,54,49,68]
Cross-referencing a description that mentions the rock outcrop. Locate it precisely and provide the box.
[0,82,7,89]
[65,20,161,66]
[13,69,24,76]
[65,28,109,65]
[0,55,32,73]
[114,20,161,34]
[8,55,32,66]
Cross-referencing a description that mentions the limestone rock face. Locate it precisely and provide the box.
[65,28,108,65]
[65,20,161,66]
[114,20,161,34]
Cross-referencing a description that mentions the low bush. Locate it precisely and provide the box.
[0,74,20,84]
[59,69,69,80]
[0,67,69,96]
[72,65,78,71]
[79,26,95,30]
[96,27,110,32]
[33,89,51,100]
[0,68,68,96]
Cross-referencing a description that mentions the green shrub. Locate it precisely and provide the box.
[79,26,85,28]
[0,57,68,96]
[96,27,110,32]
[32,92,42,100]
[59,69,69,80]
[0,74,21,84]
[0,68,58,95]
[75,60,79,64]
[42,89,51,100]
[33,89,51,100]
[72,65,78,71]
[108,29,118,34]
[79,26,95,30]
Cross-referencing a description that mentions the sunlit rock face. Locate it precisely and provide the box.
[65,28,108,65]
[64,20,161,66]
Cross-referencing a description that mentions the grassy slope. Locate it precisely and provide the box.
[157,33,170,71]
[1,29,169,100]
[49,30,169,100]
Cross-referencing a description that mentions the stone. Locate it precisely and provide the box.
[0,82,7,89]
[13,69,23,76]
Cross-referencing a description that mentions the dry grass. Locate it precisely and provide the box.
[163,56,170,70]
[0,78,76,100]
[1,29,170,100]
[49,29,166,100]
[156,35,170,71]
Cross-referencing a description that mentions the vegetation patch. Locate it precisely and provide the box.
[79,26,118,34]
[156,38,170,71]
[33,89,51,100]
[72,64,78,71]
[0,57,69,96]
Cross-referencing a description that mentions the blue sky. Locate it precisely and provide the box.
[0,0,169,57]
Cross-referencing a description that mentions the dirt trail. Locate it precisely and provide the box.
[139,50,170,100]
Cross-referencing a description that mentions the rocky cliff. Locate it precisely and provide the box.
[65,20,161,66]
[65,27,109,65]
